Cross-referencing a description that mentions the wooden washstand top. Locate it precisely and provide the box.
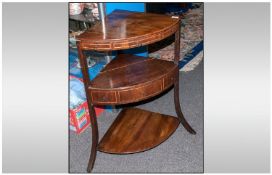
[76,10,180,51]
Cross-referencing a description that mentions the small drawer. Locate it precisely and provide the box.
[91,90,117,104]
[81,42,111,51]
[119,80,162,103]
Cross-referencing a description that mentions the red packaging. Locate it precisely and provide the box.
[70,101,104,134]
[69,75,104,134]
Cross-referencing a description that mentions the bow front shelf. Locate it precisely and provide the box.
[76,9,196,173]
[89,54,178,105]
[76,10,180,51]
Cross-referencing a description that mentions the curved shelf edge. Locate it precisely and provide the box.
[89,54,178,105]
[98,108,180,154]
[76,10,180,51]
[79,22,179,51]
[89,67,177,105]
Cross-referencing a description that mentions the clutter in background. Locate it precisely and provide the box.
[69,76,104,134]
[69,3,99,48]
[69,3,99,20]
[70,76,86,109]
[181,4,203,42]
[84,3,99,19]
[149,3,203,71]
[70,100,90,134]
[69,3,85,15]
[69,30,84,48]
[69,51,106,80]
[69,51,112,134]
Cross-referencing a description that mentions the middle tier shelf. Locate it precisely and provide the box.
[89,54,178,105]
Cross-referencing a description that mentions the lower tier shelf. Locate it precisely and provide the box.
[98,108,180,154]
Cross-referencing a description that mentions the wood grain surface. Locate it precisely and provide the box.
[98,108,180,154]
[76,10,180,51]
[89,54,178,105]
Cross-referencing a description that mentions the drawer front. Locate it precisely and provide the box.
[163,68,176,89]
[91,91,117,104]
[119,80,163,103]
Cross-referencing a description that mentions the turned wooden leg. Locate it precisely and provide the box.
[174,71,196,134]
[87,104,99,173]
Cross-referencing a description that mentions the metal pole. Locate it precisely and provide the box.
[98,3,111,64]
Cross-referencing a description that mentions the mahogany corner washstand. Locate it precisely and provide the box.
[76,10,196,173]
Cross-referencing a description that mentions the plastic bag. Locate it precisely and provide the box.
[70,76,86,109]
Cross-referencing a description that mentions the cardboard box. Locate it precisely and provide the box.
[70,101,104,134]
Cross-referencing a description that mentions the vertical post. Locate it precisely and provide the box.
[173,20,196,134]
[174,20,181,65]
[76,43,99,172]
[98,3,111,64]
[98,3,106,36]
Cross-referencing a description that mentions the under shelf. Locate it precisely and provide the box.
[89,54,178,105]
[98,108,180,154]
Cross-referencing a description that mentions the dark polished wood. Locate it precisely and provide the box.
[98,108,180,154]
[76,9,196,173]
[174,27,181,64]
[173,30,196,134]
[86,105,99,172]
[89,54,177,105]
[76,10,180,51]
[77,44,99,173]
[174,75,196,134]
